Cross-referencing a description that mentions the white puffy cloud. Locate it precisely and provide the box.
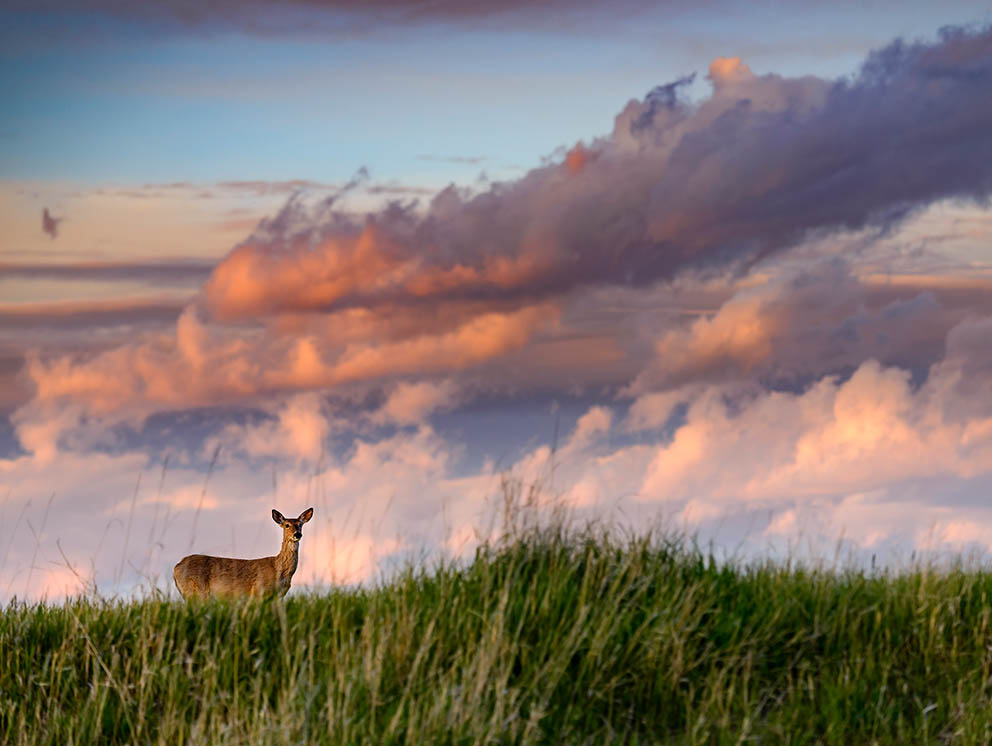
[5,312,992,602]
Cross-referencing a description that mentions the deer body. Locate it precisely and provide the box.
[174,508,313,600]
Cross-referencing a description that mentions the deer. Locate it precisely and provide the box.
[173,507,313,600]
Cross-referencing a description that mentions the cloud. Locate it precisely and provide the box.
[707,56,754,86]
[632,259,987,392]
[5,24,992,598]
[5,307,992,601]
[20,300,556,418]
[210,393,333,463]
[17,26,988,424]
[318,304,556,384]
[202,26,992,323]
[563,405,612,451]
[0,297,187,332]
[8,0,669,36]
[372,380,459,425]
[629,344,992,516]
[304,534,404,586]
[564,143,592,174]
[928,315,992,424]
[215,179,334,196]
[546,319,992,562]
[8,402,85,465]
[0,355,30,414]
[0,259,215,286]
[416,154,487,165]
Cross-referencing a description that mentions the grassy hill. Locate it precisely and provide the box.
[4,522,992,744]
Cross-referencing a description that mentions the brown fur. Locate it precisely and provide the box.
[173,507,313,600]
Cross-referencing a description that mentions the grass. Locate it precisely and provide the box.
[4,516,992,744]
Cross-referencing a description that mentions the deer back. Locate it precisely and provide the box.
[173,553,284,599]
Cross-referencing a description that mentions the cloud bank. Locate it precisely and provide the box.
[18,25,990,420]
[204,26,992,320]
[4,25,992,600]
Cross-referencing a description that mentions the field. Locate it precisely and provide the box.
[4,516,992,745]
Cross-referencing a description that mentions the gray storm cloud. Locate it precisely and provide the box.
[204,26,992,322]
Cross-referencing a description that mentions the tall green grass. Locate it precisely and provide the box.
[4,519,992,744]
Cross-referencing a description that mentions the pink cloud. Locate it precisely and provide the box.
[372,380,459,425]
[31,565,92,601]
[633,260,984,392]
[19,298,555,423]
[564,405,612,451]
[5,307,992,603]
[632,338,992,513]
[564,142,592,174]
[209,393,332,463]
[15,27,992,428]
[198,26,992,326]
[707,56,754,87]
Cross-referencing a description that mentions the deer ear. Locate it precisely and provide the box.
[299,507,314,523]
[272,509,285,524]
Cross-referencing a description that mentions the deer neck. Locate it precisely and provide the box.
[276,536,300,580]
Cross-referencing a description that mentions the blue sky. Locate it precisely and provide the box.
[3,1,988,185]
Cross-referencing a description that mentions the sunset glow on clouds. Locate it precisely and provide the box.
[2,2,992,601]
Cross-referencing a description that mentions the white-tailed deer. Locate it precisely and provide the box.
[173,507,313,600]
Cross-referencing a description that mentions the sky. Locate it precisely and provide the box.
[2,0,992,602]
